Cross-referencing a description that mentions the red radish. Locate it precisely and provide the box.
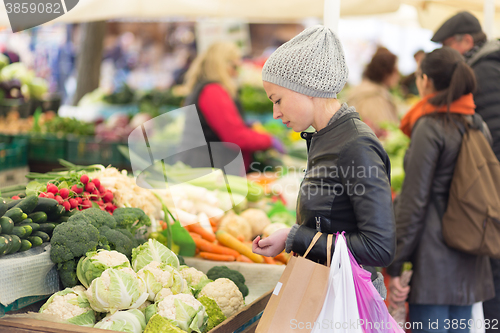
[80,174,89,184]
[46,192,55,199]
[39,192,47,198]
[103,191,114,203]
[76,197,83,204]
[55,195,64,205]
[83,192,91,200]
[60,188,70,199]
[71,185,83,194]
[91,189,100,198]
[98,185,106,194]
[69,198,78,209]
[92,178,101,188]
[86,181,95,192]
[105,202,114,210]
[62,201,71,211]
[47,183,58,194]
[95,200,104,207]
[82,200,92,209]
[12,195,20,200]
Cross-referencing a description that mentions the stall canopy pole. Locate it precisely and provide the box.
[484,0,495,38]
[323,0,341,33]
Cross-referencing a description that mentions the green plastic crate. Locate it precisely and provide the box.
[0,136,28,171]
[66,135,127,167]
[27,134,66,163]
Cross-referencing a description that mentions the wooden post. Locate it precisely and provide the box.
[483,0,495,39]
[72,21,107,106]
[323,0,341,33]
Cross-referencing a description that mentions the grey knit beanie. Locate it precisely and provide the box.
[262,25,348,98]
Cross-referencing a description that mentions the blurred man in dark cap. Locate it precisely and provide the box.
[433,11,500,330]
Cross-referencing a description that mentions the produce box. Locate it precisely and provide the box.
[0,290,273,333]
[27,135,66,163]
[0,100,32,119]
[184,257,285,304]
[0,136,28,171]
[66,135,127,168]
[0,167,29,187]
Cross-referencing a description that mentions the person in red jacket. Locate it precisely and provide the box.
[178,42,284,173]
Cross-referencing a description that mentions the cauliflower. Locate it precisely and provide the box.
[240,208,271,238]
[198,278,244,318]
[39,286,95,327]
[77,250,131,288]
[263,223,289,238]
[179,266,208,287]
[154,288,174,303]
[92,250,129,266]
[137,261,189,301]
[157,294,207,332]
[218,211,252,242]
[137,300,152,314]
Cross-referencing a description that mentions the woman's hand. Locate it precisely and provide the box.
[388,276,410,306]
[252,228,290,257]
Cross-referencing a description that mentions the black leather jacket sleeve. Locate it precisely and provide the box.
[291,135,396,268]
[386,118,442,276]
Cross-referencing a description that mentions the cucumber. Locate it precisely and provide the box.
[8,235,22,253]
[11,226,27,238]
[27,236,43,247]
[28,211,47,224]
[32,198,59,215]
[64,209,79,217]
[31,231,50,243]
[2,235,12,254]
[56,216,70,223]
[18,223,35,235]
[7,199,22,210]
[0,197,8,216]
[12,195,38,215]
[19,239,32,252]
[17,218,32,225]
[0,236,9,255]
[38,223,57,234]
[0,217,14,234]
[47,205,65,221]
[3,208,27,223]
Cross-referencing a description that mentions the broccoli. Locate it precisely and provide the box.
[113,207,151,234]
[68,208,117,230]
[99,226,135,259]
[198,296,226,332]
[57,259,78,288]
[206,266,249,298]
[50,221,100,264]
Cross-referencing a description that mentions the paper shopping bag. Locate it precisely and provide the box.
[256,233,333,333]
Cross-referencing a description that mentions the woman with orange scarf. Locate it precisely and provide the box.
[386,47,495,332]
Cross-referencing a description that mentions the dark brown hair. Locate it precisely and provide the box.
[364,47,398,84]
[420,47,476,110]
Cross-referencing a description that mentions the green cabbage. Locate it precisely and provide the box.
[77,250,131,288]
[85,267,149,313]
[132,239,179,272]
[94,309,146,333]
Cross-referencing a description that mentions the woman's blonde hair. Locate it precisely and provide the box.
[183,42,241,97]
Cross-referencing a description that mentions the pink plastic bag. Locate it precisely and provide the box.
[342,233,404,333]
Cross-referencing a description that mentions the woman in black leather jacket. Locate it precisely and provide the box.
[252,26,396,293]
[387,47,495,331]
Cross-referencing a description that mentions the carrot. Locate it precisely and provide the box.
[185,222,216,242]
[189,232,202,239]
[216,230,264,263]
[212,226,217,233]
[192,237,240,257]
[199,252,236,261]
[274,253,289,264]
[237,254,253,263]
[195,248,200,255]
[263,256,277,265]
[209,217,219,227]
[237,235,245,242]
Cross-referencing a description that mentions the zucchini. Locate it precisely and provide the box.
[47,205,65,220]
[3,208,27,223]
[27,236,43,247]
[0,197,8,216]
[28,211,47,224]
[18,223,35,235]
[32,198,59,215]
[31,231,50,243]
[38,223,57,234]
[12,195,38,215]
[19,239,32,252]
[8,235,22,253]
[0,217,14,234]
[17,218,32,225]
[11,226,27,238]
[0,236,9,255]
[7,199,22,210]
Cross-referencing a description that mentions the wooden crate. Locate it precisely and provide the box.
[0,291,272,333]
